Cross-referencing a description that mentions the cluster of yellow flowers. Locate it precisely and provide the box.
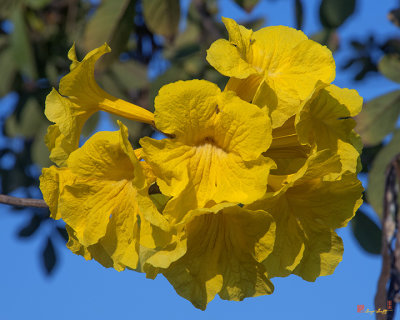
[40,18,363,310]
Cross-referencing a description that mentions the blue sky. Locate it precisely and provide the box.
[1,0,399,319]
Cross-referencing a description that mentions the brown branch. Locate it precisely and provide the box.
[0,194,48,208]
[375,155,400,320]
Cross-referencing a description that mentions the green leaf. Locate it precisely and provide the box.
[150,65,190,108]
[55,226,68,243]
[42,237,57,275]
[31,124,52,168]
[0,48,16,97]
[83,0,136,68]
[351,209,382,254]
[1,167,32,194]
[5,98,45,138]
[18,214,42,238]
[24,0,52,9]
[388,8,400,28]
[203,68,228,90]
[111,60,148,90]
[10,7,37,79]
[378,54,400,83]
[319,0,356,29]
[368,129,400,217]
[355,90,400,146]
[310,28,339,52]
[0,0,20,19]
[233,0,259,13]
[81,112,100,138]
[183,54,205,76]
[295,0,303,30]
[142,0,180,40]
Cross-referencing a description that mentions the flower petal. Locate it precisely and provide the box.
[206,39,257,79]
[160,205,275,310]
[40,123,164,270]
[293,228,344,282]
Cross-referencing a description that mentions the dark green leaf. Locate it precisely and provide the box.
[295,0,303,30]
[360,144,383,173]
[388,8,400,27]
[83,0,136,68]
[150,65,190,107]
[319,0,356,29]
[368,130,400,217]
[0,0,20,19]
[31,124,52,168]
[81,112,100,138]
[111,60,149,90]
[42,237,56,275]
[10,7,37,79]
[351,209,382,254]
[17,214,42,238]
[1,167,32,194]
[56,226,68,243]
[5,98,45,138]
[310,28,339,52]
[24,0,52,9]
[242,18,266,31]
[378,54,400,83]
[0,48,16,97]
[350,40,365,51]
[142,0,180,40]
[233,0,259,13]
[203,68,228,90]
[355,90,400,146]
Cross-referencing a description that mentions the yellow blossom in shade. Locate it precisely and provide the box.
[295,84,363,175]
[246,150,363,280]
[142,203,276,310]
[140,79,275,216]
[264,116,311,175]
[40,122,168,271]
[45,43,154,166]
[206,17,335,128]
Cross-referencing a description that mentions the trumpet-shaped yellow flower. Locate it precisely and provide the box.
[140,80,275,219]
[39,17,364,310]
[143,203,276,310]
[45,44,154,166]
[206,17,335,128]
[246,150,363,280]
[40,122,167,271]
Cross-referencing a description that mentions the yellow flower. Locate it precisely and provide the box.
[40,122,168,271]
[39,17,364,310]
[246,150,363,280]
[296,84,363,175]
[262,83,363,177]
[143,203,276,310]
[206,17,335,128]
[140,79,275,221]
[45,44,154,166]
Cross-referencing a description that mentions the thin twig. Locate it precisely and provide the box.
[0,194,48,208]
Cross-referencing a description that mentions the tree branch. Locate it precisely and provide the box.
[0,194,48,208]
